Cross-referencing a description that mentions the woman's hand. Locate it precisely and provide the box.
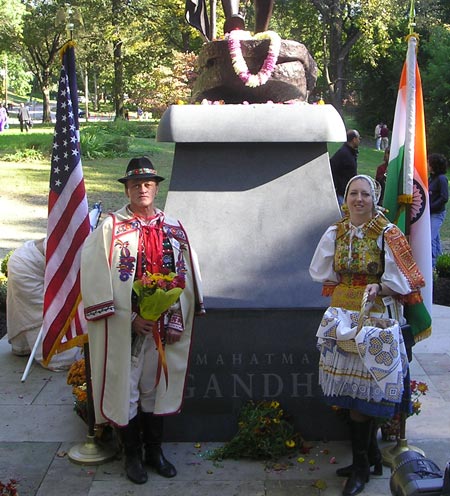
[366,283,382,302]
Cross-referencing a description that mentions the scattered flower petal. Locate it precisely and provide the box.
[313,479,328,490]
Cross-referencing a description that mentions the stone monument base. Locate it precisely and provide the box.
[165,308,348,442]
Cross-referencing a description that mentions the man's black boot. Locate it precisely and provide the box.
[141,412,177,478]
[118,415,147,484]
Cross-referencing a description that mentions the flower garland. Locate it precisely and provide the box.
[226,30,281,88]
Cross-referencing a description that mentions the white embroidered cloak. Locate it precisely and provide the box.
[80,206,203,426]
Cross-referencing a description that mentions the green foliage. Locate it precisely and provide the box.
[2,53,33,97]
[127,50,198,116]
[0,128,53,160]
[0,0,25,51]
[435,253,450,279]
[79,129,129,158]
[1,256,10,310]
[207,400,302,461]
[1,251,12,277]
[422,25,450,157]
[3,148,46,162]
[87,120,157,139]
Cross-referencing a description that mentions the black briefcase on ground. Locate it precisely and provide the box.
[390,451,450,496]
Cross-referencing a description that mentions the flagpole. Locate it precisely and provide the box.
[68,343,116,464]
[382,1,426,466]
[52,5,116,465]
[21,326,44,382]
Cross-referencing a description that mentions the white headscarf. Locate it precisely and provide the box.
[343,174,382,213]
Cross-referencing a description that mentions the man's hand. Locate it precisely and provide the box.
[132,314,155,336]
[165,328,182,345]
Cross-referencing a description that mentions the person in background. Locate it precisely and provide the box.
[330,129,361,207]
[18,103,32,133]
[374,122,382,151]
[375,147,390,204]
[0,103,8,132]
[81,156,205,485]
[380,124,389,151]
[6,238,80,370]
[428,153,449,268]
[310,174,426,496]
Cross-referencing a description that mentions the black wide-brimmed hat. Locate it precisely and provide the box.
[118,156,165,184]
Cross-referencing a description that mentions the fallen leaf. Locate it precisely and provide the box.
[313,479,327,490]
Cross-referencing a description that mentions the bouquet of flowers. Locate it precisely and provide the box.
[133,271,185,321]
[132,271,186,383]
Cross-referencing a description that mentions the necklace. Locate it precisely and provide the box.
[226,30,281,88]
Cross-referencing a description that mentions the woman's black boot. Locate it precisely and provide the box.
[141,412,177,478]
[337,420,383,477]
[368,421,383,476]
[118,415,147,484]
[342,420,371,496]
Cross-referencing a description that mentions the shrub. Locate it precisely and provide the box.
[1,251,12,277]
[2,148,46,162]
[80,130,130,158]
[0,276,7,311]
[85,120,156,139]
[435,253,450,278]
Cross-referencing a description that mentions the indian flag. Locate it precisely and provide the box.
[383,35,432,341]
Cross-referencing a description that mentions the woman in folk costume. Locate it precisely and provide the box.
[80,157,204,485]
[309,175,426,496]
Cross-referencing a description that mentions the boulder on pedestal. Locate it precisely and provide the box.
[191,39,318,104]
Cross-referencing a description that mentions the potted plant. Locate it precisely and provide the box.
[433,253,450,306]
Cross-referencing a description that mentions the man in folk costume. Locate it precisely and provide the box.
[80,157,204,484]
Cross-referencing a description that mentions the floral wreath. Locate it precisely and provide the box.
[226,30,281,88]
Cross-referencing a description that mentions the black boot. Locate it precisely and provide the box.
[342,420,371,496]
[141,412,177,478]
[336,421,383,477]
[368,421,383,476]
[118,416,147,484]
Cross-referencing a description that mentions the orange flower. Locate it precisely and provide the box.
[417,382,428,394]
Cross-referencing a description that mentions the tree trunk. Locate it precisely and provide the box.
[310,0,362,116]
[113,38,124,120]
[41,68,52,123]
[112,0,124,120]
[93,71,99,111]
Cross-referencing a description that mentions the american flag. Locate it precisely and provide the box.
[42,42,90,365]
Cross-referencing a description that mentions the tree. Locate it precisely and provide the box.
[422,24,450,156]
[0,0,26,51]
[19,2,66,122]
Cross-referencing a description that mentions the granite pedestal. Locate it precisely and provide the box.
[157,103,347,441]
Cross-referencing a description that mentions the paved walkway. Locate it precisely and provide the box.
[1,305,449,496]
